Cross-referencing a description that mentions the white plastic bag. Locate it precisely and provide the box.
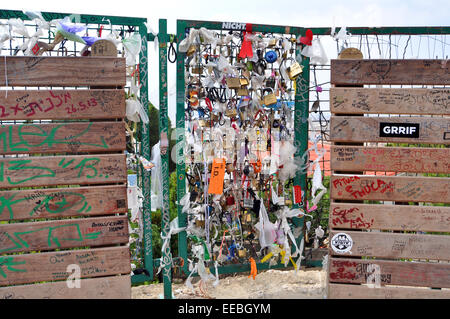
[123,33,141,66]
[254,203,277,251]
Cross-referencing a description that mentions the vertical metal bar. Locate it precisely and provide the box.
[293,38,310,250]
[176,20,188,276]
[158,18,172,299]
[138,21,154,280]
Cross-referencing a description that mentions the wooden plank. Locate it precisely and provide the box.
[0,90,125,120]
[329,230,450,260]
[0,275,130,299]
[330,116,450,144]
[330,202,450,232]
[330,146,450,173]
[0,215,128,254]
[0,185,127,221]
[0,121,125,154]
[0,56,125,87]
[330,88,450,115]
[0,246,130,286]
[330,175,450,203]
[328,283,450,299]
[0,154,126,188]
[329,257,450,288]
[331,59,450,85]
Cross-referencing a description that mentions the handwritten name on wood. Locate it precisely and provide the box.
[331,59,450,85]
[0,185,127,221]
[0,246,130,286]
[331,175,450,203]
[0,90,125,120]
[331,146,450,173]
[329,257,450,288]
[329,230,450,260]
[0,154,126,188]
[330,88,450,115]
[0,57,126,87]
[0,216,128,254]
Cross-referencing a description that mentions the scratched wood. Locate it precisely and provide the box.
[329,230,450,260]
[330,202,450,232]
[330,146,450,173]
[0,121,125,155]
[0,154,126,188]
[0,246,130,286]
[330,88,450,115]
[328,283,450,299]
[330,116,450,145]
[0,215,129,254]
[0,185,127,221]
[0,275,131,299]
[329,257,450,288]
[0,56,126,87]
[0,90,125,120]
[331,175,450,203]
[331,59,450,85]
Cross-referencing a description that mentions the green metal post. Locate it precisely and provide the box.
[158,18,172,299]
[176,20,189,276]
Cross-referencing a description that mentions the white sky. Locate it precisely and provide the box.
[2,0,448,123]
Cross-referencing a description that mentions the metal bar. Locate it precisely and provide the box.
[176,19,189,276]
[309,26,450,36]
[158,18,172,299]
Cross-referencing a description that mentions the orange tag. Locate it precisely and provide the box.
[208,158,226,194]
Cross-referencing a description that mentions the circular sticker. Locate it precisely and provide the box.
[331,232,353,254]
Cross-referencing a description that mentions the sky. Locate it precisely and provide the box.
[1,0,448,123]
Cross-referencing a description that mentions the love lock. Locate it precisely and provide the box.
[263,88,277,106]
[284,57,303,80]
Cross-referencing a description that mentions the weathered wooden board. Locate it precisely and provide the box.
[0,185,127,221]
[0,56,126,87]
[0,246,130,286]
[330,116,450,145]
[330,146,450,173]
[0,275,131,299]
[330,175,450,202]
[330,202,450,232]
[329,230,450,260]
[331,59,450,85]
[0,154,126,188]
[0,121,125,154]
[328,283,450,299]
[329,257,450,288]
[330,88,450,115]
[0,90,125,120]
[0,215,128,254]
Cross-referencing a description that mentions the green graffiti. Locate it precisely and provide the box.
[0,256,27,278]
[0,191,91,220]
[3,159,55,185]
[0,122,109,153]
[74,158,100,178]
[0,223,101,254]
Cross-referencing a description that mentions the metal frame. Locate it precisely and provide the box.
[174,19,310,279]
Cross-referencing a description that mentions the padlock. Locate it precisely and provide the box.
[186,44,197,56]
[237,88,249,96]
[195,219,205,227]
[226,77,241,89]
[286,58,303,80]
[263,88,277,106]
[266,76,276,89]
[191,66,203,74]
[268,38,277,47]
[239,77,249,86]
[225,105,238,118]
[238,248,247,258]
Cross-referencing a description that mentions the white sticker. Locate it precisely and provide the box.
[331,232,353,254]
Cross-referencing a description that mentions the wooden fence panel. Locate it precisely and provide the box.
[0,90,125,120]
[330,116,450,145]
[0,275,131,299]
[330,88,450,115]
[0,56,126,87]
[0,154,126,188]
[331,59,450,85]
[330,146,450,173]
[0,185,127,221]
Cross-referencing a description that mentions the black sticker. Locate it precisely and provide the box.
[117,199,126,208]
[379,122,420,138]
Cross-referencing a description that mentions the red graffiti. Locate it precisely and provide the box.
[343,179,394,199]
[332,175,360,189]
[331,207,374,229]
